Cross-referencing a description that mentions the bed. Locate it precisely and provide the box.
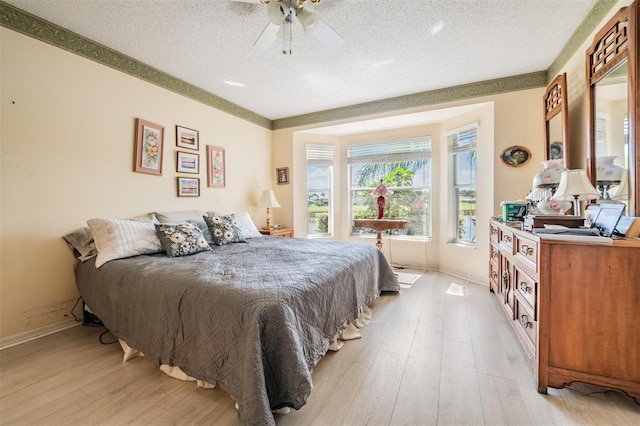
[71,214,399,425]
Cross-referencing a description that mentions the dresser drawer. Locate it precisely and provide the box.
[514,268,536,316]
[490,243,500,265]
[515,235,538,272]
[514,295,536,357]
[499,228,514,253]
[489,258,500,293]
[490,222,500,243]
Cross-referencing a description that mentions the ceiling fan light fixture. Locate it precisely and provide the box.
[266,0,287,25]
[297,8,318,33]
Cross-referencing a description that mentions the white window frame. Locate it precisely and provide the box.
[447,124,478,245]
[306,144,334,237]
[348,137,432,239]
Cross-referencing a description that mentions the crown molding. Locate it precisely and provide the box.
[0,1,272,129]
[272,71,547,130]
[0,1,610,131]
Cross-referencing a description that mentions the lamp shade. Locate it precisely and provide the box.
[372,180,393,197]
[257,190,281,208]
[551,170,600,202]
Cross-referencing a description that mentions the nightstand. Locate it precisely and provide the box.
[259,228,294,238]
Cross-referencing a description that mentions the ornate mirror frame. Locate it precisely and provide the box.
[586,1,639,215]
[544,73,569,167]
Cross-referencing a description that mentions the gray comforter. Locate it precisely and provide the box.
[75,237,398,425]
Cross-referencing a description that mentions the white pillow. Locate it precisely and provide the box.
[231,212,262,238]
[87,218,163,268]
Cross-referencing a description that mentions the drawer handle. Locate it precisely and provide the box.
[491,251,498,259]
[503,235,512,243]
[520,314,531,328]
[502,271,509,292]
[491,271,498,280]
[520,245,533,256]
[519,281,532,294]
[491,228,498,235]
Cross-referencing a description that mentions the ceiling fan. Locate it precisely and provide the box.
[249,0,344,54]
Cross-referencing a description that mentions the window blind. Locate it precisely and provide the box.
[306,144,334,166]
[447,125,478,153]
[347,138,431,164]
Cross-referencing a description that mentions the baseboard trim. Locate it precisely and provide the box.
[0,319,80,351]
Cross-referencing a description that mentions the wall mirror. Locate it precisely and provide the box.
[587,1,639,215]
[544,73,569,167]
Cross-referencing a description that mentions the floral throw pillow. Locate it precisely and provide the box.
[155,223,211,257]
[203,215,246,246]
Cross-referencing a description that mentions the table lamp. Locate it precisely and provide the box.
[257,189,281,230]
[551,170,600,216]
[372,179,393,219]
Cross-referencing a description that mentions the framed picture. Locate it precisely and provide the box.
[176,125,199,150]
[176,151,199,174]
[134,118,164,175]
[277,167,289,185]
[206,145,225,188]
[500,145,531,168]
[177,177,200,197]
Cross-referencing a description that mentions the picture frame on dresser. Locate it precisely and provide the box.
[133,118,164,176]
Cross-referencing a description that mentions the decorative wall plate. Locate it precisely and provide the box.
[500,145,531,167]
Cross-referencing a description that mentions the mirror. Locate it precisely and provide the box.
[587,1,639,215]
[544,73,569,167]
[594,62,628,201]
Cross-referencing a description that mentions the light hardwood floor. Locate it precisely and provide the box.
[1,271,639,425]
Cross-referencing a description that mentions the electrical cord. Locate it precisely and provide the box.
[70,296,84,323]
[99,329,118,345]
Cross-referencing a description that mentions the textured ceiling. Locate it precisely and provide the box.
[4,0,599,121]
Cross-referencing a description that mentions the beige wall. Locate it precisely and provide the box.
[0,29,272,342]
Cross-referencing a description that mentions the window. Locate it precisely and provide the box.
[348,138,431,238]
[306,144,334,236]
[448,125,477,244]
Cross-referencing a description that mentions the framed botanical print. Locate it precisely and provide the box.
[207,145,225,188]
[134,118,164,175]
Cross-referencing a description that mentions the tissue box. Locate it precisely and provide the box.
[502,203,528,222]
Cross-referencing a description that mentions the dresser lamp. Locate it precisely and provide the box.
[551,170,600,216]
[257,189,281,230]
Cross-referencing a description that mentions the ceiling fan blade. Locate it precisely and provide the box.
[254,21,280,49]
[312,18,343,49]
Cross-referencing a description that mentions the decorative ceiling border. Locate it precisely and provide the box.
[272,71,547,130]
[0,1,272,129]
[0,0,615,131]
[547,0,619,81]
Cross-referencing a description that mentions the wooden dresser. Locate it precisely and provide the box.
[489,219,640,402]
